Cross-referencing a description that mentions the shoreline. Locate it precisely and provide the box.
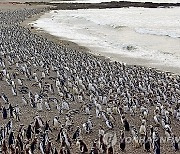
[21,8,180,76]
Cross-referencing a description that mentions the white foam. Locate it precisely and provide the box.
[32,7,180,71]
[135,28,180,38]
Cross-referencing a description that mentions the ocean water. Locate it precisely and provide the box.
[32,7,180,73]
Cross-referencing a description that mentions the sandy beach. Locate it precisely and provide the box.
[30,7,180,75]
[0,1,180,154]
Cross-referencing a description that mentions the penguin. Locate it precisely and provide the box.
[6,120,13,135]
[139,121,146,136]
[17,78,23,86]
[44,99,51,111]
[119,131,125,151]
[44,121,52,132]
[105,120,113,129]
[172,135,179,151]
[54,147,58,154]
[90,147,98,154]
[62,101,69,111]
[17,133,23,151]
[2,107,7,119]
[56,127,64,143]
[83,117,93,134]
[98,133,107,153]
[164,124,171,139]
[11,87,17,96]
[72,126,81,140]
[65,116,72,131]
[154,113,161,126]
[39,137,45,154]
[1,93,9,104]
[8,131,14,147]
[149,125,154,140]
[96,107,101,118]
[34,118,41,134]
[59,146,71,154]
[107,146,113,154]
[144,134,150,152]
[153,130,160,154]
[37,100,43,111]
[122,116,130,131]
[85,105,90,115]
[8,104,14,118]
[53,116,60,130]
[14,104,20,121]
[30,137,37,153]
[41,71,46,79]
[1,140,8,154]
[131,126,140,148]
[90,140,99,154]
[26,124,33,140]
[49,84,54,94]
[153,140,160,154]
[76,139,88,153]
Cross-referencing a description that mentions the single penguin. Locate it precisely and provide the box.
[8,131,14,147]
[76,138,88,153]
[144,134,150,152]
[72,126,81,140]
[2,107,7,119]
[120,131,125,151]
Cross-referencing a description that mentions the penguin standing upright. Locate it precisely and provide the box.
[150,125,154,140]
[34,118,41,134]
[53,116,60,130]
[2,107,7,119]
[154,141,160,154]
[72,126,81,140]
[76,139,88,153]
[105,120,113,129]
[26,124,33,140]
[8,104,14,118]
[153,130,160,154]
[139,121,146,136]
[107,146,113,154]
[37,99,43,111]
[8,131,14,147]
[144,134,150,152]
[30,137,37,153]
[54,147,58,154]
[1,140,8,154]
[119,131,125,151]
[22,95,28,106]
[44,121,52,132]
[172,134,179,151]
[14,104,20,121]
[90,140,99,154]
[122,116,130,131]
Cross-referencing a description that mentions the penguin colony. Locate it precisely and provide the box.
[0,7,180,154]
